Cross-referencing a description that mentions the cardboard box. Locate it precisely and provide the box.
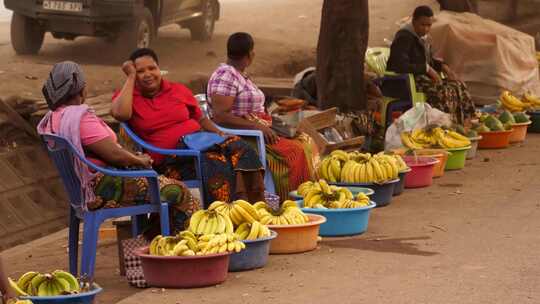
[298,107,365,155]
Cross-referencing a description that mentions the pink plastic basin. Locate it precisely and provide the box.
[403,156,439,188]
[135,247,230,288]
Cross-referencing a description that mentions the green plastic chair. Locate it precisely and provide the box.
[365,47,426,127]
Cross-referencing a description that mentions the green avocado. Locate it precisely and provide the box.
[484,115,504,131]
[513,112,530,123]
[475,124,491,133]
[498,110,515,124]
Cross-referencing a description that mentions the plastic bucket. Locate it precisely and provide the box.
[527,111,540,133]
[331,179,399,208]
[445,146,470,170]
[268,214,326,254]
[393,149,447,178]
[403,156,439,188]
[509,121,531,143]
[297,201,376,236]
[229,231,277,272]
[478,130,513,149]
[393,168,411,196]
[466,136,482,159]
[22,284,102,304]
[136,247,230,288]
[289,187,374,201]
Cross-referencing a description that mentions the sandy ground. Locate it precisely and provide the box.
[4,135,540,304]
[4,1,540,304]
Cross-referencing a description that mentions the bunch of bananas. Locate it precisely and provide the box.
[342,153,400,183]
[300,180,371,209]
[500,91,533,112]
[8,270,81,297]
[319,150,404,183]
[207,200,260,226]
[235,221,272,240]
[318,150,349,182]
[149,231,245,256]
[522,92,540,110]
[187,209,234,235]
[401,127,471,150]
[254,201,309,225]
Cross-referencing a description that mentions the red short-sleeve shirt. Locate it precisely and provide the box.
[114,80,202,164]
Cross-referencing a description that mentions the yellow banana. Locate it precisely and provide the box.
[246,221,261,240]
[235,200,260,221]
[51,270,80,292]
[233,204,256,224]
[188,210,205,233]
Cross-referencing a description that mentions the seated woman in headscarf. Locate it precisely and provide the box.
[386,5,475,124]
[111,48,266,207]
[37,61,197,233]
[207,32,318,200]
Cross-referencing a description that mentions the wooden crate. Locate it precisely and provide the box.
[298,108,364,155]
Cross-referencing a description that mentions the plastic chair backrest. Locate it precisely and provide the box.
[365,47,390,77]
[194,94,211,118]
[41,134,84,212]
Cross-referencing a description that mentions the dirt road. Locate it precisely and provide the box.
[0,0,436,100]
[4,136,540,304]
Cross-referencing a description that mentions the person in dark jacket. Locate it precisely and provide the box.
[387,5,475,124]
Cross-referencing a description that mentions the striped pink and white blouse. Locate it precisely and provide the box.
[207,63,266,117]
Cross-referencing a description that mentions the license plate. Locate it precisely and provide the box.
[43,1,83,12]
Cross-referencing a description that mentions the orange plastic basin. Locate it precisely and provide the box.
[478,130,513,149]
[268,214,326,254]
[509,122,531,143]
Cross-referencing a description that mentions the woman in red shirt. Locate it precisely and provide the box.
[111,48,265,206]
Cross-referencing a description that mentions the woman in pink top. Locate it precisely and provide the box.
[38,61,198,234]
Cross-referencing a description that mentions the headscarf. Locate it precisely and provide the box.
[42,61,86,110]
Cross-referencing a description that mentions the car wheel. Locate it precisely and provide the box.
[11,13,45,55]
[117,8,154,56]
[189,0,216,41]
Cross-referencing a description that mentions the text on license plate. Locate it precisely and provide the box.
[43,1,83,12]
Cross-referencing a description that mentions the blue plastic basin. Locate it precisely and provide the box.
[393,169,411,196]
[22,284,102,304]
[289,187,375,200]
[331,179,399,208]
[229,231,278,272]
[297,201,376,237]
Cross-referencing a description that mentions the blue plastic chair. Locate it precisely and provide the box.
[194,93,276,194]
[40,133,170,280]
[120,123,207,203]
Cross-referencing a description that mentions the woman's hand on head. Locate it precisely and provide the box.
[122,60,137,77]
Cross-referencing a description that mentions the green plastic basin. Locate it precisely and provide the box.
[445,146,470,170]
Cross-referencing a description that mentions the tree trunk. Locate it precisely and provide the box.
[316,0,369,112]
[437,0,475,12]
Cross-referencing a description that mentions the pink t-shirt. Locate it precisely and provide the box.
[51,106,117,166]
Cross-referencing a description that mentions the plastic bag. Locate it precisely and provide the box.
[384,103,452,151]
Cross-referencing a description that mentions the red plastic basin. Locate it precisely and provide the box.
[135,246,230,288]
[403,156,439,188]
